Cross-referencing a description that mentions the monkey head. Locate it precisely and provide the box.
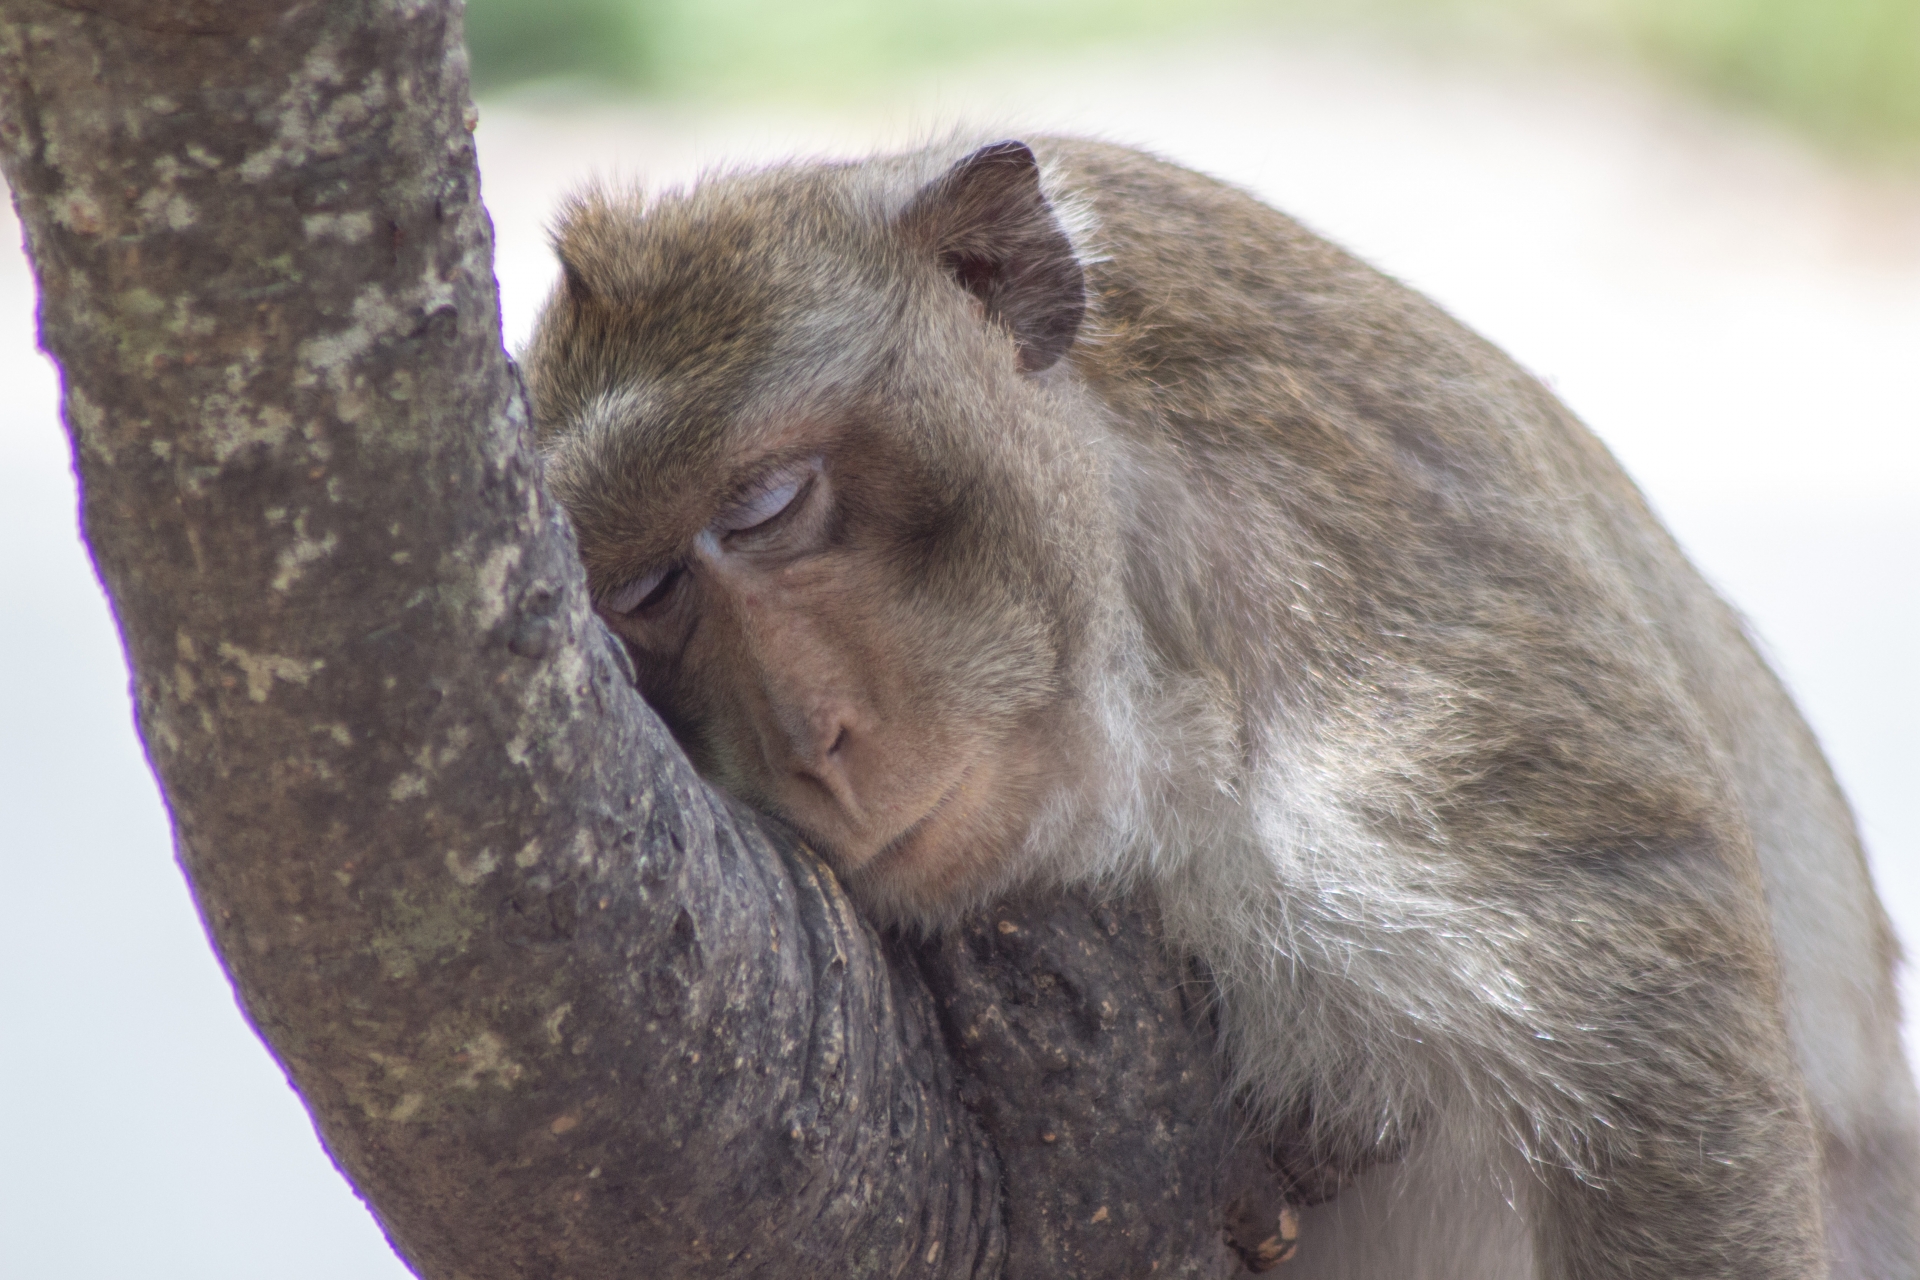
[524,142,1122,924]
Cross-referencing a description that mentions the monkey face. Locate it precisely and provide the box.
[587,416,1084,917]
[526,141,1110,922]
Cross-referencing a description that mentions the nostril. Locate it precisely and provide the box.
[788,721,857,817]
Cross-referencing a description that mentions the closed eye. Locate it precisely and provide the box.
[604,564,683,617]
[714,460,818,538]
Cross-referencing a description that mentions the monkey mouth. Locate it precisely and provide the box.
[866,764,977,875]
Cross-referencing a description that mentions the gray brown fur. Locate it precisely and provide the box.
[523,137,1920,1278]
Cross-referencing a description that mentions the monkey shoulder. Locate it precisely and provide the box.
[1025,142,1757,895]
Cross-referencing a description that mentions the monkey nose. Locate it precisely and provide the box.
[783,714,862,817]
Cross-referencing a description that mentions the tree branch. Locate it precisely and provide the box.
[0,2,1252,1275]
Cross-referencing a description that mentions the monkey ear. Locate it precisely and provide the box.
[549,188,628,309]
[559,255,594,308]
[902,140,1086,374]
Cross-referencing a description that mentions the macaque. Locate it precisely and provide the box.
[522,137,1920,1278]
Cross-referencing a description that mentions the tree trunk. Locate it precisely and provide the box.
[0,2,1265,1274]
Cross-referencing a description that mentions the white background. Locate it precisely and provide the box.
[3,39,1914,1277]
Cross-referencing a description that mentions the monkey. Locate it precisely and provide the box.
[520,136,1920,1278]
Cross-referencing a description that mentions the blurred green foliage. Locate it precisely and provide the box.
[1620,0,1920,158]
[463,0,1263,95]
[460,0,1920,162]
[464,0,656,88]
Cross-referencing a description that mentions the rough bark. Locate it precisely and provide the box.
[0,2,1259,1275]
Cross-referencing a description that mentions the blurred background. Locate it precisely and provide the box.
[3,1,1915,1275]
